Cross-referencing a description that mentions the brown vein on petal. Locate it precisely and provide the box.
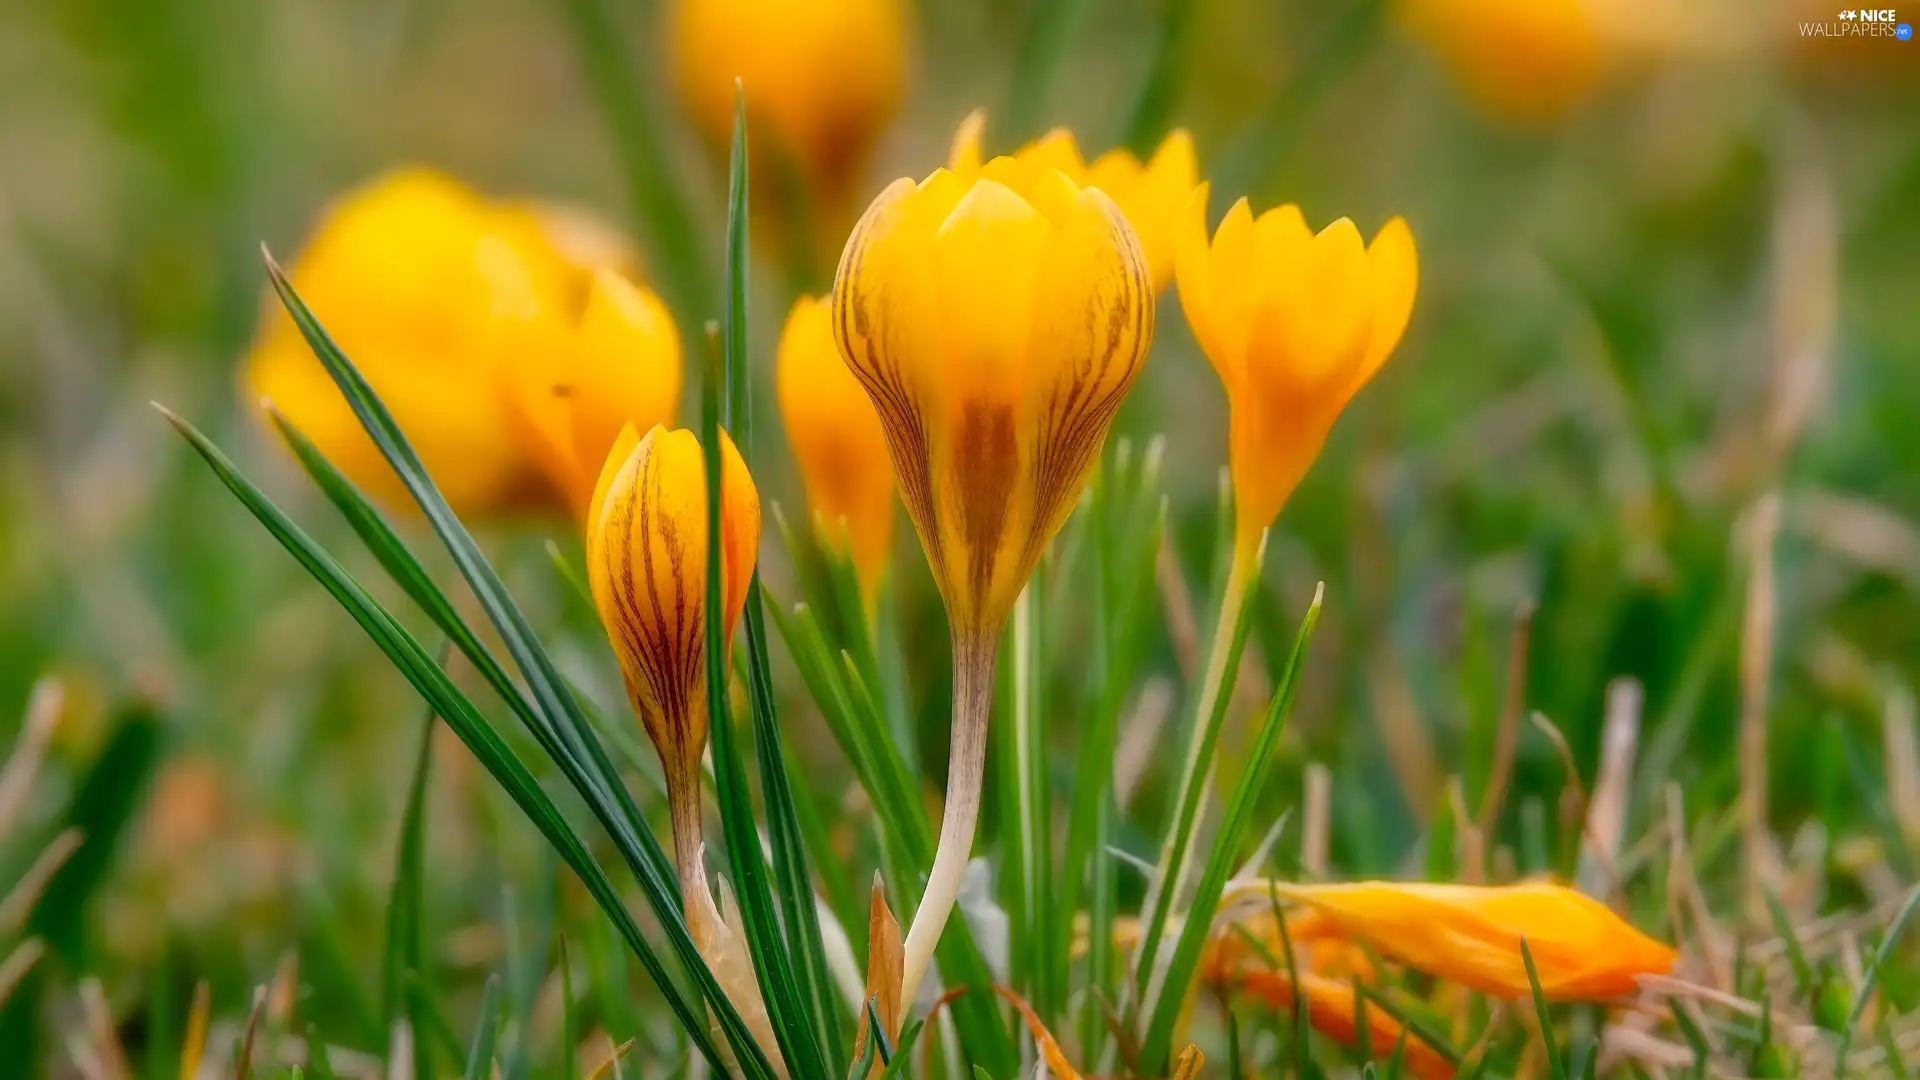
[956,402,1018,609]
[835,214,943,578]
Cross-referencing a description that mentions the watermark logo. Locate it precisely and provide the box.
[1801,7,1911,34]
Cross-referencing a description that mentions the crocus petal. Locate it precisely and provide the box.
[1269,880,1679,1002]
[1236,970,1457,1080]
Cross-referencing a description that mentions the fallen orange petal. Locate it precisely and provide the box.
[1267,880,1678,1001]
[1237,969,1458,1080]
[994,986,1084,1080]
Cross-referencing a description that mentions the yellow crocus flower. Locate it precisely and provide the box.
[243,168,630,516]
[833,164,1154,1004]
[585,423,781,1067]
[948,110,1197,292]
[1261,880,1679,1002]
[1401,0,1606,124]
[1175,184,1417,561]
[511,270,683,519]
[775,295,895,612]
[670,0,907,214]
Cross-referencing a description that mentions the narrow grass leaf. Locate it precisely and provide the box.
[1835,881,1920,1069]
[462,976,502,1080]
[1520,939,1566,1080]
[159,407,745,1077]
[253,261,774,1077]
[384,697,436,1080]
[1139,588,1322,1069]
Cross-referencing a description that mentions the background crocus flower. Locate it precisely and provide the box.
[775,294,895,612]
[833,164,1154,1005]
[1401,0,1605,125]
[1268,880,1679,1001]
[948,110,1197,291]
[510,269,683,518]
[670,0,907,224]
[243,167,627,516]
[1175,183,1417,562]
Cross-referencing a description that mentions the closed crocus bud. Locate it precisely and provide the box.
[670,0,907,214]
[244,168,628,516]
[512,270,683,517]
[834,164,1154,1003]
[1176,184,1417,561]
[949,110,1197,292]
[776,295,895,612]
[587,424,758,859]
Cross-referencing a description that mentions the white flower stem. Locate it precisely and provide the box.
[899,630,997,1008]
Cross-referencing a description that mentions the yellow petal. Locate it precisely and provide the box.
[776,295,896,608]
[1174,183,1234,386]
[1268,880,1679,1002]
[587,425,760,790]
[947,108,988,176]
[1356,215,1420,391]
[1234,970,1457,1080]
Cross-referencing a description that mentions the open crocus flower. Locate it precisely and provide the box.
[833,164,1153,1005]
[1264,880,1679,1001]
[671,0,908,227]
[244,167,631,516]
[776,295,895,613]
[1175,184,1417,561]
[510,270,683,518]
[948,110,1197,291]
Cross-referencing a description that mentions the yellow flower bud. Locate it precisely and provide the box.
[1175,184,1417,556]
[775,295,895,610]
[511,270,683,518]
[948,110,1198,292]
[670,0,908,210]
[242,168,629,516]
[1402,0,1605,125]
[586,424,760,831]
[833,164,1153,1004]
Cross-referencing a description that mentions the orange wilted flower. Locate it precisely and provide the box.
[1233,969,1457,1080]
[1267,880,1679,1001]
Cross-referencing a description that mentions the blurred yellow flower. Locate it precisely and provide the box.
[948,110,1198,291]
[243,167,631,516]
[1268,880,1679,1001]
[671,0,907,211]
[1175,185,1417,558]
[1401,0,1605,124]
[833,164,1153,1004]
[510,270,683,518]
[776,295,895,611]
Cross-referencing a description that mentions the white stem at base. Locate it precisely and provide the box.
[898,632,997,1009]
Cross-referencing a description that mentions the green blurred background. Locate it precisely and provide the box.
[2,0,1918,1070]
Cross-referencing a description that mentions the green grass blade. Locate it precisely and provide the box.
[554,0,712,326]
[384,697,436,1080]
[558,934,577,1080]
[305,1027,338,1080]
[1274,885,1311,1080]
[877,1018,926,1080]
[1835,882,1920,1070]
[254,258,776,1078]
[1521,938,1567,1080]
[699,84,832,1080]
[1003,0,1090,144]
[1761,886,1814,999]
[1119,0,1195,154]
[1138,587,1323,1070]
[158,407,747,1077]
[462,975,503,1080]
